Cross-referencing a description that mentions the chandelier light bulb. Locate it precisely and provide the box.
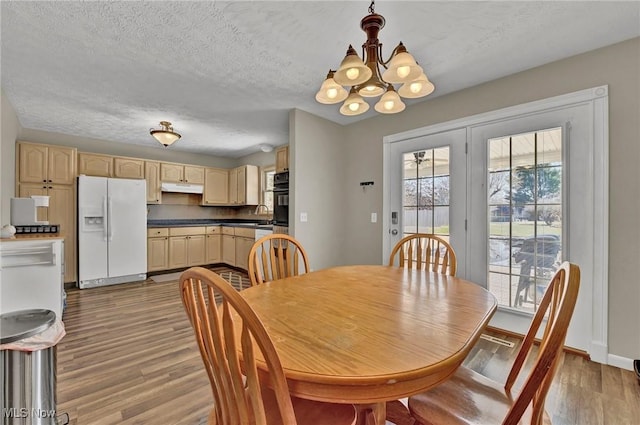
[381,43,423,84]
[346,68,360,80]
[396,65,411,80]
[398,72,435,99]
[374,86,405,114]
[333,45,372,86]
[340,88,369,116]
[315,70,349,104]
[409,81,422,93]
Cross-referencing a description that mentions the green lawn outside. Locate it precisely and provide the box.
[490,221,562,237]
[403,221,561,238]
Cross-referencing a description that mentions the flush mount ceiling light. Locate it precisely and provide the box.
[315,0,435,116]
[150,121,181,147]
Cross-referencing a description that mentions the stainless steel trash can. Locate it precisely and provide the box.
[1,309,57,425]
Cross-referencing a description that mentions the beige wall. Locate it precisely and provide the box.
[289,109,347,270]
[293,37,640,359]
[1,91,21,225]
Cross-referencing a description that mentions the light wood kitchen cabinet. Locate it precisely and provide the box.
[234,227,255,271]
[78,152,113,177]
[229,165,259,205]
[168,227,206,268]
[145,161,162,204]
[18,142,76,185]
[275,146,289,173]
[205,226,222,263]
[18,183,76,283]
[221,227,236,266]
[147,228,169,272]
[202,168,229,205]
[160,163,183,183]
[160,163,205,184]
[184,166,205,184]
[114,157,145,179]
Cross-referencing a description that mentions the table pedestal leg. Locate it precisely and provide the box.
[356,402,386,425]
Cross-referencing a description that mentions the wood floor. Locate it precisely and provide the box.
[56,272,640,425]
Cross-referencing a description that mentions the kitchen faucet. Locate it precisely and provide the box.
[254,204,269,215]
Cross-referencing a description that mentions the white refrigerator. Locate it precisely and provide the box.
[78,176,147,289]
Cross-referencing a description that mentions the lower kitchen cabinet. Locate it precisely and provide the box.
[234,227,255,271]
[147,228,169,272]
[168,234,205,269]
[147,225,259,272]
[205,226,221,263]
[221,227,236,266]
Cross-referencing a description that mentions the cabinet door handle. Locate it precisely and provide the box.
[43,179,47,183]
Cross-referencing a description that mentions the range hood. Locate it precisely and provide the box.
[160,182,204,194]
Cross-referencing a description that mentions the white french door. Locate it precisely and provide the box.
[384,86,609,361]
[384,128,467,275]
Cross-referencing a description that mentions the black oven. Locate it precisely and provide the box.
[273,171,289,226]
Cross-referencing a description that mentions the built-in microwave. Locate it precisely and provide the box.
[274,171,289,188]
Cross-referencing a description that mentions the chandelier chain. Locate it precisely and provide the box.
[368,0,375,14]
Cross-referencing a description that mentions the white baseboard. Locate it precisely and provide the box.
[607,354,634,371]
[590,341,608,364]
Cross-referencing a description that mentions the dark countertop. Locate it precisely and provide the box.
[147,219,273,230]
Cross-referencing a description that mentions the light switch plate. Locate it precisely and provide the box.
[300,212,308,222]
[371,212,377,223]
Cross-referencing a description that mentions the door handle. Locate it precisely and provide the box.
[108,197,114,241]
[102,196,108,241]
[391,229,398,235]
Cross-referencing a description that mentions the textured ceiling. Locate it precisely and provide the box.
[2,1,639,158]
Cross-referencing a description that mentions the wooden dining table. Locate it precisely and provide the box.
[237,264,497,425]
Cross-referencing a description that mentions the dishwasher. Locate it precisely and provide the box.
[0,239,64,319]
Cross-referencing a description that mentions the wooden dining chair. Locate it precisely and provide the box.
[248,234,310,286]
[180,267,357,425]
[407,262,580,425]
[388,234,457,275]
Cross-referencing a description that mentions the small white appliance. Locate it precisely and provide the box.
[0,238,64,319]
[10,196,50,225]
[78,176,147,289]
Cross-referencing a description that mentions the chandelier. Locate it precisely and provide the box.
[315,1,434,116]
[150,121,181,147]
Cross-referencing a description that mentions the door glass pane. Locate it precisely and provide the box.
[402,148,450,239]
[487,128,563,313]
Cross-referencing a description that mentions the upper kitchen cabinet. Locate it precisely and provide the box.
[145,161,162,204]
[114,157,145,179]
[184,165,205,184]
[18,142,76,185]
[275,146,289,173]
[160,163,205,184]
[78,152,113,177]
[229,165,259,205]
[202,167,229,205]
